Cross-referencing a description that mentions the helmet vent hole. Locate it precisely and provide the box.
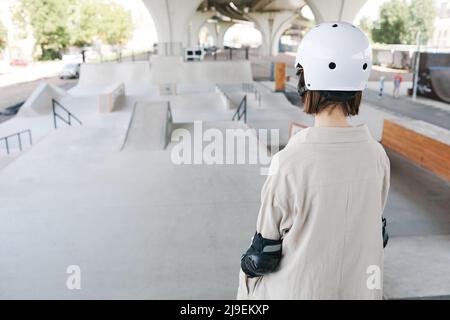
[363,63,368,70]
[329,62,336,69]
[332,24,338,27]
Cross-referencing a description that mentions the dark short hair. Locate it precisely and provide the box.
[297,66,362,116]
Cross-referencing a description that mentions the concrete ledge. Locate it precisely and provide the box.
[382,119,450,181]
[121,101,172,151]
[215,85,233,110]
[98,82,125,113]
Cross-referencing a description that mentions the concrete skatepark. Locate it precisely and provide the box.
[1,56,449,299]
[1,0,450,300]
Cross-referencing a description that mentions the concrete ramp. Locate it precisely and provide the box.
[122,101,172,151]
[257,93,294,109]
[149,60,253,85]
[17,83,68,117]
[429,67,450,103]
[70,62,158,96]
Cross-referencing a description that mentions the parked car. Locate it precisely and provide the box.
[10,59,29,67]
[60,63,81,79]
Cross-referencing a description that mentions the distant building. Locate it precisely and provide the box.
[429,0,450,49]
[0,0,35,62]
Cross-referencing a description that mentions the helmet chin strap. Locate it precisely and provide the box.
[297,83,308,97]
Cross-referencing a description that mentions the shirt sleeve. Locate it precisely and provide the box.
[381,150,391,212]
[255,154,294,240]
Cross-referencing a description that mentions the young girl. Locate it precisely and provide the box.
[238,22,390,300]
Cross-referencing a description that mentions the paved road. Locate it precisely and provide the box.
[0,77,78,123]
[363,89,450,130]
[251,58,450,130]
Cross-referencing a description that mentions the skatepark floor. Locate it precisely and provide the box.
[383,149,450,299]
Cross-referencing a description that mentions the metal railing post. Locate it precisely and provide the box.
[18,133,22,151]
[1,130,33,155]
[52,99,82,128]
[244,96,247,124]
[28,130,32,145]
[52,99,57,129]
[5,137,9,154]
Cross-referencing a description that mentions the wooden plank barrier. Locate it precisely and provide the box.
[381,119,450,181]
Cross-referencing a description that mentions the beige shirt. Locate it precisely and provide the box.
[237,125,390,300]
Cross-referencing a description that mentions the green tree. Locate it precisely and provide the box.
[0,21,7,51]
[97,2,133,46]
[70,0,133,48]
[372,0,409,44]
[14,0,75,60]
[406,0,436,44]
[358,16,373,40]
[372,0,436,45]
[14,0,133,60]
[69,0,102,48]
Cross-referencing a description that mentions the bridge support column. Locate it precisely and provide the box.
[216,22,234,49]
[188,11,217,48]
[143,0,203,55]
[248,11,299,57]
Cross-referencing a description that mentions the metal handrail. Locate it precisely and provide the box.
[207,47,249,61]
[232,95,247,124]
[0,129,32,155]
[52,99,82,129]
[243,83,261,106]
[165,103,173,149]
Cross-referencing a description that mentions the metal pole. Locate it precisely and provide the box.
[28,130,32,145]
[244,96,247,124]
[5,137,9,154]
[412,31,421,101]
[53,100,57,129]
[18,133,22,151]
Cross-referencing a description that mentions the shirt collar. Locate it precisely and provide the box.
[291,124,373,144]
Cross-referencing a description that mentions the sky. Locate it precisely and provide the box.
[113,0,158,46]
[355,0,390,23]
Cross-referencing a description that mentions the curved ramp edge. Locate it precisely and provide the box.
[429,67,450,103]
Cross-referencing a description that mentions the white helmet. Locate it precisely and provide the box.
[295,21,372,95]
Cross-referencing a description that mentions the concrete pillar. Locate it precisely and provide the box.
[248,11,299,56]
[189,11,208,48]
[203,23,218,47]
[188,11,216,48]
[304,0,368,23]
[216,22,234,49]
[143,0,203,55]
